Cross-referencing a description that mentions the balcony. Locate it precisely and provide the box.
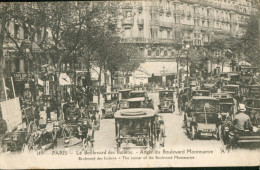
[122,3,133,9]
[182,24,194,31]
[121,37,175,44]
[173,10,183,15]
[121,18,134,27]
[137,18,144,28]
[201,26,208,31]
[173,23,181,28]
[149,20,159,26]
[137,2,143,12]
[207,27,214,32]
[159,21,173,28]
[214,28,223,34]
[193,13,200,18]
[150,6,159,12]
[206,15,215,20]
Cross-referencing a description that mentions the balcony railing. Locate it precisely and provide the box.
[173,10,183,15]
[121,18,134,26]
[182,24,194,30]
[159,21,173,28]
[149,20,159,26]
[173,23,181,28]
[121,37,175,44]
[193,13,200,18]
[201,26,208,31]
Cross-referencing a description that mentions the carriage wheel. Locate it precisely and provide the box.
[190,126,195,140]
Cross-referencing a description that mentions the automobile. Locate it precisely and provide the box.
[220,73,230,82]
[119,97,154,110]
[225,98,260,149]
[247,85,260,99]
[118,89,132,109]
[221,84,240,98]
[191,90,211,97]
[211,93,231,99]
[201,83,215,90]
[158,90,174,113]
[184,96,221,140]
[114,108,161,149]
[102,92,119,118]
[129,90,147,99]
[229,73,240,85]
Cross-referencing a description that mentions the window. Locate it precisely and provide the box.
[150,29,153,38]
[164,50,168,57]
[148,50,151,57]
[156,50,160,56]
[37,29,41,42]
[14,23,19,38]
[167,30,170,38]
[171,51,175,57]
[138,28,143,37]
[125,28,132,38]
[24,26,29,40]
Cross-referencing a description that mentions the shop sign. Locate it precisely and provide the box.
[13,73,32,81]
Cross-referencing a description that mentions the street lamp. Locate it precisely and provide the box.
[185,44,190,86]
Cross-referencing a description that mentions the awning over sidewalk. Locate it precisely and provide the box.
[59,73,72,85]
[140,61,177,76]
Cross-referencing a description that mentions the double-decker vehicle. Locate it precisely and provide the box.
[102,92,119,118]
[184,96,221,140]
[158,90,174,113]
[114,108,163,149]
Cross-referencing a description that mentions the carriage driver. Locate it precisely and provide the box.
[232,104,252,131]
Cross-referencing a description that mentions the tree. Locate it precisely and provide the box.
[0,4,8,101]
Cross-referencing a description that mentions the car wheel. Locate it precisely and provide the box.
[191,126,195,140]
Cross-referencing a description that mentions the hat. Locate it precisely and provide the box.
[238,104,246,112]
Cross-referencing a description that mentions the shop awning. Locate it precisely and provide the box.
[59,73,72,85]
[140,61,177,76]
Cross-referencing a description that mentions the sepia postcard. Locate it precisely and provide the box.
[0,0,260,169]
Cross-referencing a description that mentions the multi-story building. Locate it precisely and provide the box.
[118,0,256,85]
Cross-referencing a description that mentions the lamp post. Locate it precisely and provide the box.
[185,44,190,87]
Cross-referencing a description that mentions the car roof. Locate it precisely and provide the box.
[159,90,174,92]
[193,90,210,92]
[192,96,218,100]
[130,90,145,93]
[114,108,156,119]
[222,84,239,87]
[245,98,260,101]
[126,97,146,102]
[119,89,132,92]
[104,92,118,95]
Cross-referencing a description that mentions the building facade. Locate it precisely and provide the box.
[118,0,255,85]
